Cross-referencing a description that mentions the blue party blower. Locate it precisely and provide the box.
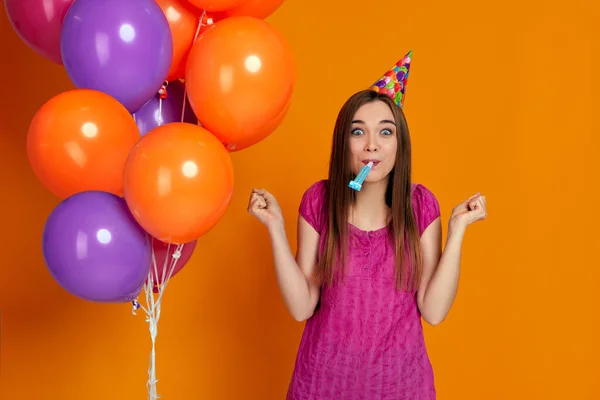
[349,162,374,191]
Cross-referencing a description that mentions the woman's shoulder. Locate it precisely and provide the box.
[411,183,437,202]
[411,183,441,235]
[302,179,327,201]
[298,180,328,233]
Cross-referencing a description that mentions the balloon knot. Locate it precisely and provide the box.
[131,299,141,315]
[200,11,213,26]
[158,82,168,99]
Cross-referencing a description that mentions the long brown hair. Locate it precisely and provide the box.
[315,89,422,291]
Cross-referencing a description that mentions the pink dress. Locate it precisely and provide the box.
[287,180,441,400]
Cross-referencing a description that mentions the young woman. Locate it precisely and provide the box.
[248,88,487,399]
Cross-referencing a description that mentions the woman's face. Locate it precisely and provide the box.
[348,100,398,184]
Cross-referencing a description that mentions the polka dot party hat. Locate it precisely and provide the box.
[369,50,412,108]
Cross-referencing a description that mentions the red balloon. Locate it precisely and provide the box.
[4,0,75,64]
[148,239,197,292]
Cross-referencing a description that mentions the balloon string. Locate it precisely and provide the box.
[194,11,207,41]
[132,241,184,400]
[181,11,212,124]
[158,97,163,127]
[146,282,159,400]
[157,82,168,127]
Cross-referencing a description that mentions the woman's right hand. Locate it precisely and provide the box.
[247,188,284,230]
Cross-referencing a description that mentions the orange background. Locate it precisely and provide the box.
[1,0,600,399]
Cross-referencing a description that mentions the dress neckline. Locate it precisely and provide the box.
[348,222,390,237]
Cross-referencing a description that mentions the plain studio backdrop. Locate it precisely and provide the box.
[1,0,599,398]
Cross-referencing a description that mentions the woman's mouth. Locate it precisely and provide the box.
[362,160,381,166]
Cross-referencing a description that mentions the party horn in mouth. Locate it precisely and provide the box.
[349,161,374,191]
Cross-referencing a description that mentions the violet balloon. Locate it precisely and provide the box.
[4,0,75,65]
[134,80,198,136]
[42,191,152,303]
[60,0,173,113]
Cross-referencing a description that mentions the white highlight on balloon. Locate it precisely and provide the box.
[120,24,135,42]
[245,55,262,73]
[96,229,112,244]
[182,161,198,178]
[82,122,98,138]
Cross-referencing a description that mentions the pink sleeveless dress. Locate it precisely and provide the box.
[286,180,441,400]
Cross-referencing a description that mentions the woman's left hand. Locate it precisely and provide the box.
[449,193,487,232]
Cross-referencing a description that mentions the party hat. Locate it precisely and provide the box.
[369,50,412,108]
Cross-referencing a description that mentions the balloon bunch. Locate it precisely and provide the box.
[6,0,292,397]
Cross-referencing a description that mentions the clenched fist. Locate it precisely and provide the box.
[247,188,284,229]
[449,193,487,232]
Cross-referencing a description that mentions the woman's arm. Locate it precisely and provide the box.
[417,219,461,325]
[417,193,487,325]
[268,216,321,322]
[248,188,321,322]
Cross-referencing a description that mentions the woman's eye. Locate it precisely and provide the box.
[351,128,364,136]
[381,129,393,135]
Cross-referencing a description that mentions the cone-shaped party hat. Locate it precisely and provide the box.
[369,50,412,108]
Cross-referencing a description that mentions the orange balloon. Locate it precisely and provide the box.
[186,16,295,151]
[225,96,291,151]
[123,122,234,243]
[184,0,245,12]
[156,0,199,81]
[27,89,140,199]
[214,0,285,19]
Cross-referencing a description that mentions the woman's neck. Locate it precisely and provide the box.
[349,178,390,231]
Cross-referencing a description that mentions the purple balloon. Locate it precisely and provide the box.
[42,191,152,303]
[133,80,198,136]
[60,0,173,113]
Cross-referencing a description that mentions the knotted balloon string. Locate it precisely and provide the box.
[156,81,169,128]
[180,11,213,124]
[132,241,184,400]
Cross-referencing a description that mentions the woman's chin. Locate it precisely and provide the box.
[364,174,389,185]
